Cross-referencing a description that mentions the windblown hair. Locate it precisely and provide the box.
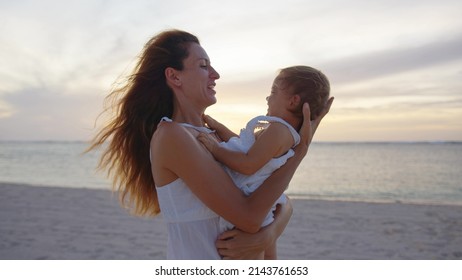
[87,30,199,216]
[277,66,330,120]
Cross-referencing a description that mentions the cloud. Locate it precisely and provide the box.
[320,35,462,85]
[0,88,103,140]
[1,0,461,141]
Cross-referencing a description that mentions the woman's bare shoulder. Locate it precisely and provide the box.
[153,120,181,138]
[150,121,206,185]
[150,121,197,163]
[152,121,192,146]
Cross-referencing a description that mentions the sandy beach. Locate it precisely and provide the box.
[1,182,461,260]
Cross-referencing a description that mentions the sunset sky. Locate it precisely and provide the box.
[1,0,461,142]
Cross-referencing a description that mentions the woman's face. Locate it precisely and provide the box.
[179,43,220,108]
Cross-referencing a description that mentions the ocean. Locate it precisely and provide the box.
[1,141,461,206]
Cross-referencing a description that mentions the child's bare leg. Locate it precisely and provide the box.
[264,241,277,260]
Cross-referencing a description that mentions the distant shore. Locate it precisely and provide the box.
[1,182,461,260]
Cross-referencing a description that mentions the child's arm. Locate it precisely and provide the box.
[203,114,238,142]
[198,122,294,175]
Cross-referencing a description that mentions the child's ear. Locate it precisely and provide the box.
[165,67,182,87]
[289,94,301,108]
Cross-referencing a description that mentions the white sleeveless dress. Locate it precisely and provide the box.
[155,117,221,259]
[156,178,221,259]
[218,115,300,232]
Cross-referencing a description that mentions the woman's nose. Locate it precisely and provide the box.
[210,66,220,79]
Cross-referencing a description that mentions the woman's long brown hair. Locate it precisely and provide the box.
[87,30,199,216]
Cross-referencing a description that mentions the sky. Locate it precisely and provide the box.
[1,0,462,142]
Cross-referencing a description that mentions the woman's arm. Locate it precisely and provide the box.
[215,199,293,260]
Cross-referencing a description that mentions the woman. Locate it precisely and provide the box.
[89,29,333,259]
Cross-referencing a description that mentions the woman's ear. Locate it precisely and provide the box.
[165,67,181,87]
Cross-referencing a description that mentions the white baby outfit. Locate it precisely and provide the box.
[218,115,300,232]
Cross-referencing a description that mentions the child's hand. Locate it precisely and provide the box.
[203,114,219,130]
[203,114,237,142]
[197,132,219,153]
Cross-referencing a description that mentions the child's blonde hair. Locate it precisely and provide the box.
[276,66,330,120]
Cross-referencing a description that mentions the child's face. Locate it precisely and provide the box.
[266,78,292,117]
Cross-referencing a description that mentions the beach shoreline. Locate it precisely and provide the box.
[1,182,461,260]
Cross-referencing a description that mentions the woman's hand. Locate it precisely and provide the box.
[310,97,334,140]
[216,228,270,260]
[296,97,334,156]
[216,200,293,259]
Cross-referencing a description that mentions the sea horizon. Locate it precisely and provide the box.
[1,141,461,207]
